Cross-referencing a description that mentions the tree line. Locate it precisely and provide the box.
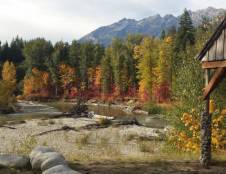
[0,9,225,107]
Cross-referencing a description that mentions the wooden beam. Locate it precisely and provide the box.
[202,60,226,69]
[204,67,226,100]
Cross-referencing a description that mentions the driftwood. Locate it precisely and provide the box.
[0,125,16,129]
[32,126,77,137]
[111,118,142,126]
[33,118,142,137]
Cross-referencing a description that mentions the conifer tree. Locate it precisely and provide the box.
[176,9,195,51]
[101,48,113,96]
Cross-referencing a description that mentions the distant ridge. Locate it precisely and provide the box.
[79,7,226,46]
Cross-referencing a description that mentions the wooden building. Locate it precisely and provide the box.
[197,17,226,167]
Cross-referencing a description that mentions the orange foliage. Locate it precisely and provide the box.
[23,68,50,97]
[58,64,76,98]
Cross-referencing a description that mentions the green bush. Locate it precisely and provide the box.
[145,102,163,114]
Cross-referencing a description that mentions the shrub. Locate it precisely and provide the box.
[70,101,88,115]
[145,102,163,114]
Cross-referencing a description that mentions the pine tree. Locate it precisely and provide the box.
[160,30,166,40]
[111,39,128,96]
[101,48,113,96]
[176,9,195,51]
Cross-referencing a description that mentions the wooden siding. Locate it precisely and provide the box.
[202,29,226,62]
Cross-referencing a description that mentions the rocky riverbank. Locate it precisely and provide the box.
[0,146,81,174]
[0,115,166,160]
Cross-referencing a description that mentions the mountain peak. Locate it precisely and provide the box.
[79,7,226,46]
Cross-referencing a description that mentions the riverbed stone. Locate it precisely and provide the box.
[42,164,81,174]
[41,155,67,171]
[31,152,64,170]
[30,146,55,161]
[0,154,30,168]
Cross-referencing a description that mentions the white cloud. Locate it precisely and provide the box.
[0,0,225,43]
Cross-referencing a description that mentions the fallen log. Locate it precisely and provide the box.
[32,126,77,137]
[0,126,16,129]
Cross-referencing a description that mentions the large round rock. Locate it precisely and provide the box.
[30,146,55,161]
[0,154,30,168]
[42,164,81,174]
[31,152,64,170]
[41,155,66,171]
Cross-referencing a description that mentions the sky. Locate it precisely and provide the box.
[1,0,226,43]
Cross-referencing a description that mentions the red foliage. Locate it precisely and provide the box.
[154,82,170,103]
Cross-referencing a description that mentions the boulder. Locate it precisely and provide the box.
[53,171,82,174]
[30,146,55,161]
[41,156,67,171]
[0,154,30,168]
[31,152,64,170]
[42,164,81,174]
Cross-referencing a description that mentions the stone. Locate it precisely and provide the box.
[41,156,67,171]
[0,154,30,168]
[31,152,64,170]
[30,146,55,161]
[53,171,82,174]
[42,165,79,174]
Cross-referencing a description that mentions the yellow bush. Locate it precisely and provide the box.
[169,101,226,153]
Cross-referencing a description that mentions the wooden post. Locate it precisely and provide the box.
[200,69,212,167]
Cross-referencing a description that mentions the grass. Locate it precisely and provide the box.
[6,135,37,155]
[75,133,91,149]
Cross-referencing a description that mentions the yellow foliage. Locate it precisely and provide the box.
[169,103,226,153]
[2,61,16,84]
[134,37,158,101]
[0,61,16,106]
[2,61,16,92]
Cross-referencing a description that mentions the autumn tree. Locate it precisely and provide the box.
[23,68,50,98]
[2,61,16,85]
[58,64,76,98]
[0,61,17,107]
[134,37,159,102]
[155,37,173,102]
